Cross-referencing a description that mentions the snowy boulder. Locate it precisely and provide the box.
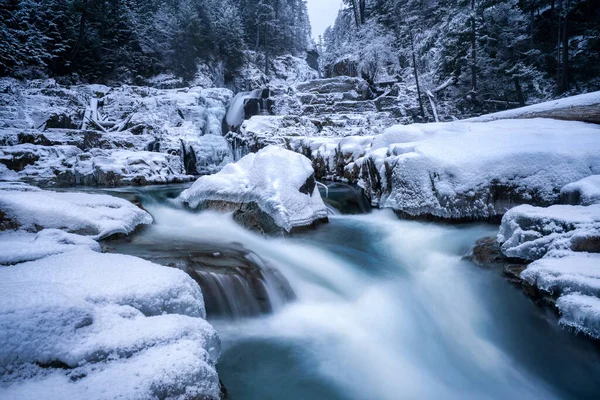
[179,146,328,234]
[561,175,600,206]
[73,149,189,186]
[0,249,221,399]
[0,183,152,239]
[0,229,100,265]
[521,253,600,299]
[373,119,600,219]
[497,204,600,260]
[556,294,600,340]
[295,76,373,100]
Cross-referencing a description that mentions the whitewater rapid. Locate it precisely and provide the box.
[122,195,600,400]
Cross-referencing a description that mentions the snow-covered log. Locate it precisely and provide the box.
[468,91,600,124]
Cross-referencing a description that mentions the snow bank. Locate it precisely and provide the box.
[180,146,327,232]
[0,184,152,239]
[496,202,600,340]
[0,229,100,265]
[376,119,600,219]
[0,249,220,399]
[561,175,600,206]
[497,204,600,260]
[556,294,600,340]
[522,253,600,297]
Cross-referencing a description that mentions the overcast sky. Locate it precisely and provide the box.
[306,0,343,41]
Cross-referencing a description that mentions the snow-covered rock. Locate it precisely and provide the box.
[0,183,152,239]
[521,253,600,298]
[73,149,189,186]
[497,204,600,260]
[0,78,235,186]
[180,146,328,233]
[561,175,600,206]
[495,201,600,340]
[0,249,221,400]
[372,119,600,219]
[0,229,100,265]
[556,294,600,339]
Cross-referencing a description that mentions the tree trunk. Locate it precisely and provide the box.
[470,0,477,93]
[359,0,366,24]
[68,4,88,62]
[559,0,569,92]
[514,76,525,106]
[264,23,269,76]
[529,1,535,49]
[349,0,360,27]
[409,29,425,120]
[556,0,562,87]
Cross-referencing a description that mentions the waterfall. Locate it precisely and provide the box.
[225,89,263,130]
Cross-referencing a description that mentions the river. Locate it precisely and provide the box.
[96,184,600,400]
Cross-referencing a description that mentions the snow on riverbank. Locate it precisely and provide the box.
[180,146,327,232]
[0,182,152,239]
[497,198,600,339]
[0,250,221,400]
[561,175,600,206]
[0,182,222,399]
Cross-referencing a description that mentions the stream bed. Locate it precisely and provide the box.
[95,184,600,400]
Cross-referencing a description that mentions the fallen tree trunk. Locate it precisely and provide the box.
[467,91,600,124]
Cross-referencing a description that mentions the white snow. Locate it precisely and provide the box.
[373,118,600,218]
[498,204,600,260]
[467,90,600,123]
[521,253,600,297]
[0,249,220,399]
[556,294,600,340]
[496,202,600,340]
[179,146,328,232]
[0,184,152,239]
[561,175,600,206]
[0,229,100,265]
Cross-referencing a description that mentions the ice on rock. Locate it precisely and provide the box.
[497,204,600,260]
[561,175,600,206]
[0,79,235,186]
[180,146,328,232]
[0,249,220,399]
[0,183,152,239]
[521,253,600,297]
[556,294,600,340]
[0,229,100,265]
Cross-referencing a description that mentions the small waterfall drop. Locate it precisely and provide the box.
[225,89,263,130]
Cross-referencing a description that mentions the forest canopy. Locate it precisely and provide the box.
[0,0,312,83]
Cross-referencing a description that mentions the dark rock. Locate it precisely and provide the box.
[0,210,20,231]
[470,237,527,268]
[298,173,316,195]
[306,49,319,71]
[571,235,600,253]
[0,151,39,172]
[45,113,79,129]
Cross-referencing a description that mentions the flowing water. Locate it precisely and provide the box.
[94,184,600,400]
